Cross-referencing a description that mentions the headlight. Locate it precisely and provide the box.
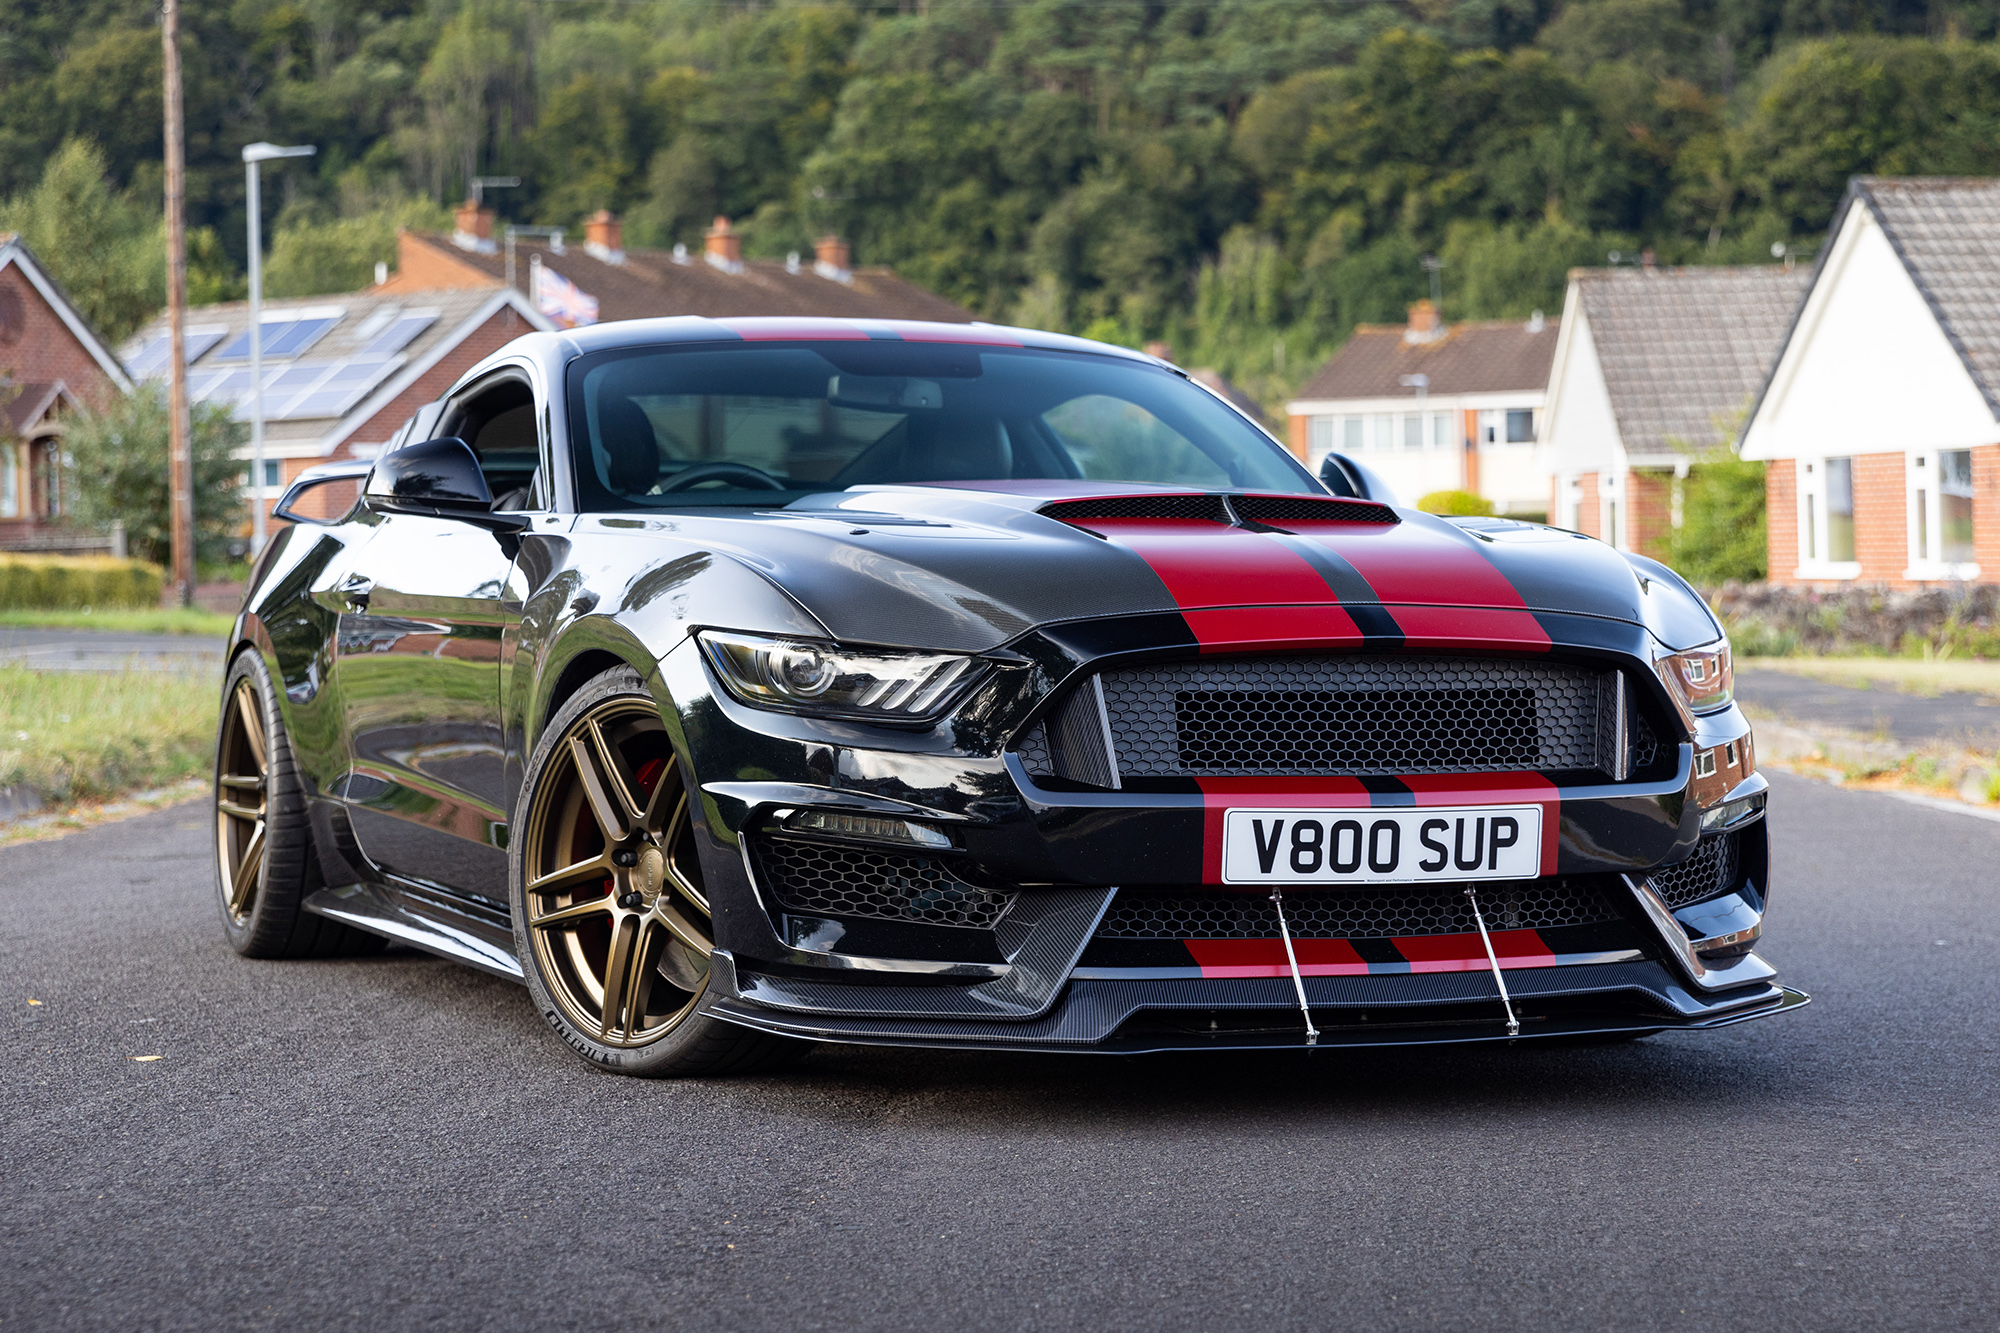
[698,630,988,722]
[1661,640,1733,714]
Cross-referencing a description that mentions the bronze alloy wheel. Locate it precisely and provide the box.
[521,698,713,1048]
[215,676,272,924]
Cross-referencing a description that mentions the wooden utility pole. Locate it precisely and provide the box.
[161,0,194,606]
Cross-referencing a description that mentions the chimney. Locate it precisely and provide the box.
[813,234,852,284]
[452,200,496,254]
[1404,299,1443,344]
[1641,247,1657,272]
[705,215,743,273]
[584,210,624,265]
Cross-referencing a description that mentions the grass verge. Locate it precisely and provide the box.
[1740,656,2000,701]
[0,608,236,637]
[0,666,218,806]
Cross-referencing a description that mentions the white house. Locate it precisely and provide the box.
[1740,177,2000,587]
[1285,302,1559,515]
[1542,264,1808,554]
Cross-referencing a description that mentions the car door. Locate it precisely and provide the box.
[333,373,540,903]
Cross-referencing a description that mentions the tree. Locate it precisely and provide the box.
[60,384,246,568]
[0,139,161,341]
[264,198,450,298]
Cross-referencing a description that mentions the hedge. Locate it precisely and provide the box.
[0,554,164,610]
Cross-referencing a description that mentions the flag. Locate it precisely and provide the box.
[533,263,599,328]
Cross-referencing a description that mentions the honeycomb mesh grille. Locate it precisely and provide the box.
[1230,494,1398,526]
[1101,657,1604,777]
[755,838,1015,930]
[1096,879,1620,940]
[1041,494,1230,524]
[1648,831,1740,908]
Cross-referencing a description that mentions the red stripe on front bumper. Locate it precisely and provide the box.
[1185,930,1560,979]
[1192,776,1375,883]
[1397,773,1561,876]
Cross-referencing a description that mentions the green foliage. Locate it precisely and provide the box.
[1661,451,1769,584]
[1417,489,1498,516]
[59,383,246,568]
[0,665,217,805]
[6,3,2000,379]
[0,555,162,611]
[265,197,452,298]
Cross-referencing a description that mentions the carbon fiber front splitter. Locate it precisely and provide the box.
[699,953,1810,1054]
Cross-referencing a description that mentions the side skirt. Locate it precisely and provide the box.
[304,879,525,983]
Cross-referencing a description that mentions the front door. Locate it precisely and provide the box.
[333,510,519,902]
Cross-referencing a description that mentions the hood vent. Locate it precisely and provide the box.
[1229,494,1397,526]
[1040,492,1398,532]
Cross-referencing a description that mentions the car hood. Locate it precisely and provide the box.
[586,482,1721,655]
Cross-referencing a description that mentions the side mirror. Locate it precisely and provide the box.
[1318,451,1401,507]
[365,437,527,531]
[273,459,371,525]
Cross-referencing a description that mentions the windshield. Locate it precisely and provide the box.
[565,341,1316,509]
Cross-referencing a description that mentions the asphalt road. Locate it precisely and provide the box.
[0,628,225,673]
[3,771,1995,1332]
[1737,665,2000,749]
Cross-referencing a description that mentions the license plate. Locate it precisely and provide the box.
[1221,806,1542,885]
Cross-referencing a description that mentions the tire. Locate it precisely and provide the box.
[509,665,804,1077]
[214,649,385,960]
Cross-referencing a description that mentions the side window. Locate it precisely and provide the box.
[450,380,542,509]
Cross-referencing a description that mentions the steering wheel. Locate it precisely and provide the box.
[656,462,788,493]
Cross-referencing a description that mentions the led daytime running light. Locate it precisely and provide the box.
[787,809,952,848]
[699,631,987,721]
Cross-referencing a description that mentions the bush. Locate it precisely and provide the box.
[1416,489,1495,516]
[59,383,246,568]
[1661,451,1766,584]
[0,555,163,610]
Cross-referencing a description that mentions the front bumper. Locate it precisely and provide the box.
[657,624,1804,1053]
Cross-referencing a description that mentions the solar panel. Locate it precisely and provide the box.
[127,329,226,378]
[212,317,339,362]
[362,313,436,356]
[259,357,399,421]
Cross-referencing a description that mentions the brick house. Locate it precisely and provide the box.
[383,205,974,325]
[1741,178,2000,587]
[0,235,134,550]
[1284,302,1559,516]
[124,285,552,528]
[1542,265,1808,555]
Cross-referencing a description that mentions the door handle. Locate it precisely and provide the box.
[337,573,374,610]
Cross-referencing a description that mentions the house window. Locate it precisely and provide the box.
[1402,414,1423,449]
[1342,417,1362,454]
[1309,416,1334,458]
[1505,409,1535,443]
[0,443,17,518]
[1431,413,1451,448]
[1799,457,1859,575]
[1908,450,1978,575]
[1372,414,1393,452]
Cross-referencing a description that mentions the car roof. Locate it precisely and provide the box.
[476,316,1169,378]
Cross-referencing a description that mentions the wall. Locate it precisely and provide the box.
[0,263,121,544]
[1978,443,2000,579]
[1766,460,1797,586]
[1626,469,1673,557]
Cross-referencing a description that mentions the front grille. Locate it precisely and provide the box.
[1095,879,1620,940]
[1648,832,1739,908]
[1100,656,1605,777]
[754,838,1015,930]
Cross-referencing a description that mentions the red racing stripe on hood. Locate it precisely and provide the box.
[1285,519,1551,649]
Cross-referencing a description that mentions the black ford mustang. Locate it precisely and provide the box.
[218,316,1804,1075]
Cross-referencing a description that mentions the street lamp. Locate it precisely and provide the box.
[243,140,315,553]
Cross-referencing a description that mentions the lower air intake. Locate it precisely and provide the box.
[754,838,1015,930]
[1095,879,1620,940]
[1647,831,1740,908]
